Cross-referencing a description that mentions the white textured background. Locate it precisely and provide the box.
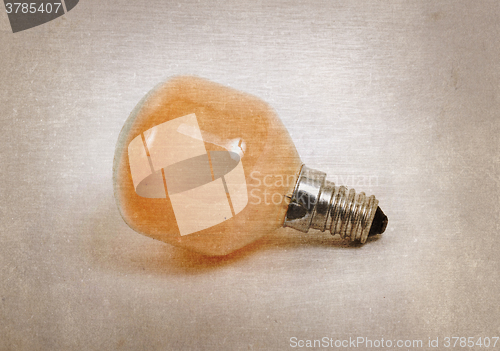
[0,1,499,350]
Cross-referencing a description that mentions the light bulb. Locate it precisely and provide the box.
[113,76,388,256]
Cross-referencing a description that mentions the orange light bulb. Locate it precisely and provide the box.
[113,76,387,256]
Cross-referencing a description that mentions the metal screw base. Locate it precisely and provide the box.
[283,165,382,244]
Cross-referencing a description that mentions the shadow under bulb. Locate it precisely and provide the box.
[113,76,388,256]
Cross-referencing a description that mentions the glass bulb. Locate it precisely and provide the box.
[113,76,387,256]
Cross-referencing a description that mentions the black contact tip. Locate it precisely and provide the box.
[368,206,388,236]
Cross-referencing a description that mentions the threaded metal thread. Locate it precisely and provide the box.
[322,182,378,243]
[284,166,379,244]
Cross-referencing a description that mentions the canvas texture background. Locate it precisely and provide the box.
[0,1,498,349]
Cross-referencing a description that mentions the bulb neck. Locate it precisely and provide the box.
[283,165,387,243]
